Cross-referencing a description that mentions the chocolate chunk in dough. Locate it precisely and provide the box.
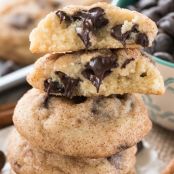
[82,55,118,92]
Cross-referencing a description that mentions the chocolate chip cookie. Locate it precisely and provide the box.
[8,129,136,174]
[0,0,61,64]
[29,2,157,54]
[27,49,164,98]
[13,89,151,158]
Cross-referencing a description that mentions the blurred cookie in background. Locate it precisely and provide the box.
[0,0,111,66]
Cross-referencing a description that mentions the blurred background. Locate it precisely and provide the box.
[0,0,173,173]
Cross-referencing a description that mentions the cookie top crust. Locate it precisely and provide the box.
[13,89,151,158]
[30,2,157,53]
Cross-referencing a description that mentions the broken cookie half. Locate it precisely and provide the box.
[29,2,157,54]
[27,49,164,98]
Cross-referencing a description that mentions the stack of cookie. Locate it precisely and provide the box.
[8,2,165,174]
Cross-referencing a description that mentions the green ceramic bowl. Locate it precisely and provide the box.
[115,0,174,130]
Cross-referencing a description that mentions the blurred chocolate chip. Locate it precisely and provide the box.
[0,60,20,76]
[137,0,158,10]
[153,33,174,53]
[154,52,174,62]
[0,151,6,171]
[82,55,118,92]
[158,13,174,38]
[137,141,144,154]
[9,14,33,29]
[121,58,135,68]
[158,0,174,16]
[55,71,80,98]
[56,11,72,24]
[142,7,162,22]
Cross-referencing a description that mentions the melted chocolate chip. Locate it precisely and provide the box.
[55,71,80,98]
[44,78,64,94]
[82,55,118,92]
[0,151,6,171]
[121,58,135,68]
[111,24,129,43]
[56,11,72,24]
[111,24,137,44]
[136,33,149,47]
[111,24,149,47]
[56,7,108,48]
[75,7,108,48]
[9,14,33,29]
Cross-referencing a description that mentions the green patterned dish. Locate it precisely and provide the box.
[115,0,174,130]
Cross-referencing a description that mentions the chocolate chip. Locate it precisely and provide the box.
[74,7,108,48]
[140,72,147,77]
[55,11,72,24]
[56,7,108,48]
[82,55,118,92]
[158,0,174,16]
[121,58,135,68]
[137,0,158,10]
[55,71,80,98]
[111,24,148,47]
[44,78,64,94]
[135,33,149,47]
[9,14,33,29]
[142,7,162,22]
[111,24,131,44]
[0,151,6,171]
[153,33,174,53]
[154,52,174,62]
[158,13,174,38]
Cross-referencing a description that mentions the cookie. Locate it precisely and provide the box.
[27,49,164,98]
[13,88,152,158]
[8,129,136,174]
[29,2,157,54]
[0,0,61,64]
